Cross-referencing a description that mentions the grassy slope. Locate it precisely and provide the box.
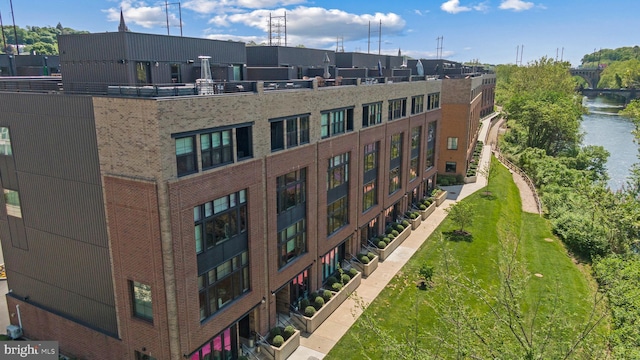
[326,158,606,359]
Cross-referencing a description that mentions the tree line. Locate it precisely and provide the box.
[499,58,640,359]
[0,23,88,55]
[579,46,640,89]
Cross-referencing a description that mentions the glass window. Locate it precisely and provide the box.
[198,253,250,321]
[363,180,377,211]
[328,153,349,190]
[132,281,153,322]
[194,190,248,254]
[176,136,196,176]
[390,133,402,161]
[277,169,306,214]
[411,95,424,114]
[445,162,457,173]
[447,137,458,150]
[0,127,12,156]
[364,142,378,173]
[236,126,253,159]
[427,92,440,110]
[271,115,310,152]
[388,98,407,120]
[278,219,306,268]
[362,102,382,127]
[327,196,348,235]
[201,130,233,169]
[321,108,354,138]
[389,167,401,194]
[4,189,21,218]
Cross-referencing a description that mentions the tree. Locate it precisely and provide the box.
[445,202,474,234]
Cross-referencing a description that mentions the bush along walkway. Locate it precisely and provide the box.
[287,117,497,360]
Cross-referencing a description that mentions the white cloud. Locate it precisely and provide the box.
[104,0,182,28]
[440,0,471,14]
[206,6,406,48]
[183,0,307,14]
[473,2,490,12]
[499,0,535,11]
[414,9,423,16]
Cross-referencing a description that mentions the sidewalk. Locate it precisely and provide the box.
[288,116,497,360]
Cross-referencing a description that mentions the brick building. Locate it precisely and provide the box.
[0,30,493,360]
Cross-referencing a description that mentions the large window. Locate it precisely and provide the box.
[363,181,377,211]
[321,108,354,138]
[327,196,348,235]
[328,153,349,190]
[363,142,378,212]
[446,162,457,173]
[201,130,233,169]
[447,137,458,150]
[176,125,253,177]
[411,95,424,114]
[190,327,236,360]
[277,169,306,214]
[194,190,247,254]
[362,102,382,127]
[271,115,310,152]
[389,133,403,195]
[0,127,12,155]
[198,252,249,320]
[427,92,440,110]
[131,281,153,322]
[360,218,378,246]
[425,122,436,171]
[388,98,407,120]
[278,219,306,268]
[322,242,346,282]
[4,189,21,218]
[410,127,421,181]
[176,136,197,176]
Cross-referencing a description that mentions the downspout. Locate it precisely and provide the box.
[16,304,22,329]
[156,180,182,359]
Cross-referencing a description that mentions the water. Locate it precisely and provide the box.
[581,96,638,191]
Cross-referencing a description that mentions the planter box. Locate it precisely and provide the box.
[435,190,448,206]
[411,216,421,230]
[420,202,436,220]
[353,255,378,277]
[293,272,362,333]
[261,329,301,360]
[464,175,477,183]
[377,226,411,261]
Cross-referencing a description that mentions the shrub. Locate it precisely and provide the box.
[419,264,434,282]
[283,325,296,340]
[409,212,417,219]
[322,289,332,302]
[314,296,325,310]
[367,251,376,259]
[326,276,338,286]
[419,204,427,210]
[304,306,316,317]
[310,291,319,300]
[377,240,387,249]
[391,229,399,237]
[272,335,284,347]
[341,273,351,284]
[270,327,281,338]
[331,282,343,291]
[397,223,406,231]
[349,268,358,277]
[385,234,394,242]
[358,254,370,264]
[300,298,310,309]
[385,227,393,234]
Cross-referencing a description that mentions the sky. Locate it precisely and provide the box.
[2,0,638,66]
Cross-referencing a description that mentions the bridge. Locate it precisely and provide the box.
[570,67,603,89]
[580,88,639,104]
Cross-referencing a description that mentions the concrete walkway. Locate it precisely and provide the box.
[288,115,498,360]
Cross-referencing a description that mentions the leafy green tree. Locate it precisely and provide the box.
[444,202,474,234]
[598,59,640,88]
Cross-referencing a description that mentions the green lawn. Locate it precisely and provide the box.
[326,157,608,359]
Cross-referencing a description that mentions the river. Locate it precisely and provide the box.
[581,96,638,191]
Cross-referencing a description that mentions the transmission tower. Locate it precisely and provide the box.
[268,12,287,46]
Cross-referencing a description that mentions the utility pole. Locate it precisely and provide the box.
[378,20,382,55]
[436,36,443,59]
[367,21,370,54]
[9,0,18,54]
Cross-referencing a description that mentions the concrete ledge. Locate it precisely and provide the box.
[353,255,379,278]
[411,216,421,230]
[420,202,436,220]
[294,272,362,333]
[464,175,477,183]
[435,190,448,206]
[377,226,411,261]
[262,329,301,360]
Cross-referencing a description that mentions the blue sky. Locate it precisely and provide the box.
[3,0,638,66]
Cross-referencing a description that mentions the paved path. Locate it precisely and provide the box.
[289,114,505,360]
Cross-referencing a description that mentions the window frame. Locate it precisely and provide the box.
[362,102,383,127]
[0,127,12,156]
[131,281,153,322]
[388,98,407,121]
[411,95,424,114]
[321,108,354,138]
[447,137,459,150]
[327,196,349,235]
[176,136,197,177]
[198,252,250,321]
[194,190,248,254]
[278,219,307,269]
[200,129,233,170]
